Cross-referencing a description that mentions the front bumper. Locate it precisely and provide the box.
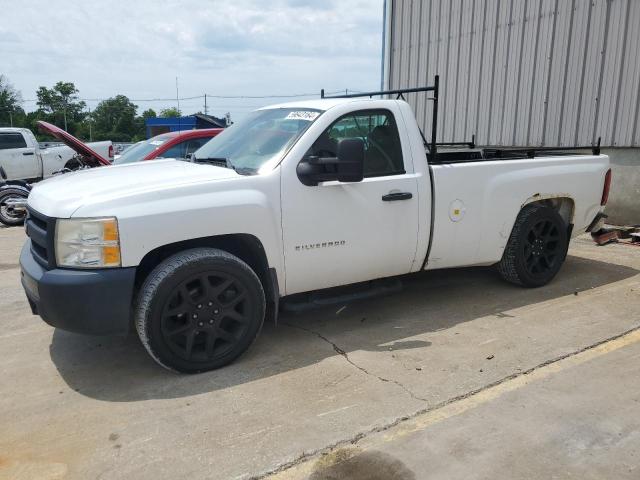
[20,240,136,335]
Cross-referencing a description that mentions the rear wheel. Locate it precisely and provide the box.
[497,204,569,287]
[135,248,265,373]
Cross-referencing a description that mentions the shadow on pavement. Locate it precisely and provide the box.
[308,449,416,480]
[49,255,638,402]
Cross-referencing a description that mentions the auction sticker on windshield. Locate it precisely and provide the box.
[286,111,320,121]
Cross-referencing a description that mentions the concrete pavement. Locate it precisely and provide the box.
[270,330,640,480]
[0,225,639,479]
[272,329,640,480]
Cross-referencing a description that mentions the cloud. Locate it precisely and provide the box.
[285,0,335,10]
[0,0,383,120]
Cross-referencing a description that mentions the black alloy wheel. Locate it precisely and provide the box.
[498,204,569,287]
[523,219,562,277]
[135,248,265,373]
[161,273,251,363]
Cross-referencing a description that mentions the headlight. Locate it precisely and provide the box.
[55,217,121,268]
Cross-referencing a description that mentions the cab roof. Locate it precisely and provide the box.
[259,97,393,112]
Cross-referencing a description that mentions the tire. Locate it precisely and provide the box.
[0,188,28,226]
[135,248,265,373]
[64,158,83,170]
[497,204,569,287]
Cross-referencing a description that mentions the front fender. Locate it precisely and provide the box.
[73,173,285,290]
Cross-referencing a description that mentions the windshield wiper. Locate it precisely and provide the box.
[193,157,231,168]
[192,156,256,176]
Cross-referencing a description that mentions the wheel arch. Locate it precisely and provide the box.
[521,194,575,231]
[135,234,280,323]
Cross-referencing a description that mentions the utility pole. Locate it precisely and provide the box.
[204,94,208,115]
[63,99,68,131]
[88,106,92,142]
[176,77,180,114]
[176,76,181,131]
[9,111,12,127]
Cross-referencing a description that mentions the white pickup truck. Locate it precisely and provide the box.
[19,78,611,373]
[0,123,113,182]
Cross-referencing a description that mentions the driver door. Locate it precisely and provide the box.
[281,108,420,295]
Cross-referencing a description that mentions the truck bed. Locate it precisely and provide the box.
[425,151,609,272]
[430,146,601,165]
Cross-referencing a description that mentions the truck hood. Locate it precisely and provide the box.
[28,159,239,218]
[37,121,111,166]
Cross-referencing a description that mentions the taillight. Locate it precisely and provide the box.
[108,145,114,159]
[601,168,612,206]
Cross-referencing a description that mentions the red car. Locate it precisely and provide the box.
[114,128,223,164]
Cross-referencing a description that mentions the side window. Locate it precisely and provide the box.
[158,141,188,159]
[0,133,28,150]
[185,138,210,155]
[308,110,404,177]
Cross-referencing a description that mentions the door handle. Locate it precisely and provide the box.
[382,192,413,201]
[22,152,34,156]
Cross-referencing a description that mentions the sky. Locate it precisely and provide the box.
[1,0,384,121]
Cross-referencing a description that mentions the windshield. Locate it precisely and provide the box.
[114,135,172,164]
[193,108,321,173]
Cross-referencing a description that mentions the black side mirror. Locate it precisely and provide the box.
[297,138,365,186]
[336,138,365,183]
[0,166,6,181]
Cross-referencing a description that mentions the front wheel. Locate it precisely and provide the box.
[135,248,265,373]
[0,188,28,226]
[497,204,569,287]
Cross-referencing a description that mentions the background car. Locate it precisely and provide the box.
[114,128,223,164]
[0,122,112,181]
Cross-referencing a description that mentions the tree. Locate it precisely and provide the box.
[128,108,157,141]
[90,95,138,142]
[159,107,181,118]
[36,81,86,134]
[0,74,23,127]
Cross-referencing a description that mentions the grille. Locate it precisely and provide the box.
[25,207,56,269]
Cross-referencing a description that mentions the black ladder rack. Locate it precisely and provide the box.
[484,137,602,157]
[321,75,441,158]
[320,76,602,159]
[437,134,476,149]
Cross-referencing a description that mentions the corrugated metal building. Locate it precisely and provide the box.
[384,0,640,148]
